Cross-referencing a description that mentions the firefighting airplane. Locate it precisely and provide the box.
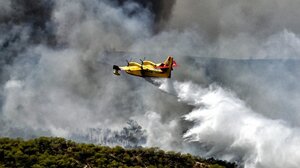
[113,56,177,78]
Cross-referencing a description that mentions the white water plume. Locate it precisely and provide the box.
[155,79,300,167]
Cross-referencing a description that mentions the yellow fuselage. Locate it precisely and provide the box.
[124,63,170,78]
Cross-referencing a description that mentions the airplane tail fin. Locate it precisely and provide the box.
[165,56,174,78]
[163,56,172,65]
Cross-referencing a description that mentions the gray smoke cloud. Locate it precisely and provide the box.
[167,0,300,39]
[0,0,188,149]
[1,0,300,167]
[1,0,151,135]
[0,1,12,19]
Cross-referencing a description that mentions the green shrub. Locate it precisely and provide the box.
[0,137,236,168]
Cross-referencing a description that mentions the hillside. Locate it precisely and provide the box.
[0,137,236,168]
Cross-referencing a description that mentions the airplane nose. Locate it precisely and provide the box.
[113,69,120,75]
[113,65,121,76]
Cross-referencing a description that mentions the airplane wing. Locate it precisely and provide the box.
[120,65,162,72]
[143,65,163,72]
[119,66,141,71]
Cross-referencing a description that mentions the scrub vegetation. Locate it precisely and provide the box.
[0,137,236,168]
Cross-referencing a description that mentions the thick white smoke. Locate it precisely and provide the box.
[0,0,154,137]
[0,0,188,150]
